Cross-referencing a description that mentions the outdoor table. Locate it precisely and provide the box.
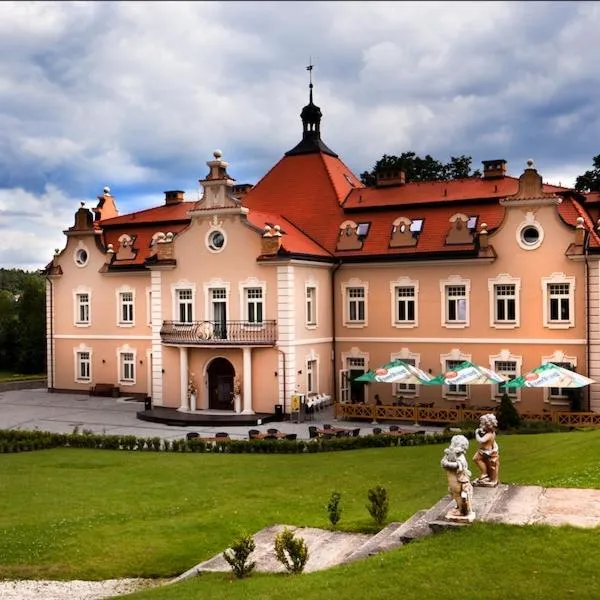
[250,432,287,440]
[316,427,352,436]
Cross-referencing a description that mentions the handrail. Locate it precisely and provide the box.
[160,320,277,345]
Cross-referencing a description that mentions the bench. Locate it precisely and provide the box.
[89,383,120,398]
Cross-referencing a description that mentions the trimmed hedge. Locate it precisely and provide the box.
[0,428,469,455]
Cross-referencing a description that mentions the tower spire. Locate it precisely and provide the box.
[307,57,314,103]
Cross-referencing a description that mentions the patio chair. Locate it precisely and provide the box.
[308,426,319,439]
[389,425,400,432]
[323,424,333,430]
[351,428,360,437]
[215,432,230,439]
[267,428,280,434]
[285,433,297,441]
[186,432,200,440]
[336,430,349,437]
[248,429,260,439]
[373,427,383,435]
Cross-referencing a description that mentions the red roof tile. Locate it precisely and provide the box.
[100,201,193,226]
[558,195,600,248]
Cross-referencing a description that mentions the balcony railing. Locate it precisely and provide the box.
[160,320,277,346]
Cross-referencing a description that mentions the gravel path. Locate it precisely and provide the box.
[0,578,160,600]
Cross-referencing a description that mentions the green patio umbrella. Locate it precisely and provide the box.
[504,363,595,388]
[354,359,433,385]
[427,361,507,385]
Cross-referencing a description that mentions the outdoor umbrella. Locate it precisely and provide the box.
[354,359,433,385]
[504,363,595,388]
[427,361,507,386]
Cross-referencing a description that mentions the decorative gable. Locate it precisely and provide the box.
[336,220,363,251]
[446,213,474,245]
[115,234,136,261]
[390,217,418,248]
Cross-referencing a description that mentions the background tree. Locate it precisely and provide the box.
[575,154,600,193]
[0,290,18,372]
[360,152,481,186]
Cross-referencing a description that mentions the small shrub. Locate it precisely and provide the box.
[222,534,256,579]
[327,491,342,527]
[274,528,309,574]
[496,393,522,430]
[366,485,389,527]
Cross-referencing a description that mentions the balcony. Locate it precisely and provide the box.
[160,320,277,346]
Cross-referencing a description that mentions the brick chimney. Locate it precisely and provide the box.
[156,232,175,260]
[164,190,185,205]
[375,168,406,188]
[481,159,507,179]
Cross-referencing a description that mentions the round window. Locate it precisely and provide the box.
[75,248,88,266]
[521,226,540,246]
[208,230,225,252]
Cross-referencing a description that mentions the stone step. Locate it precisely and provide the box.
[343,522,405,564]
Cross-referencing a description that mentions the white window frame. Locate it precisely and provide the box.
[171,280,196,323]
[488,274,521,329]
[239,277,266,326]
[440,276,470,329]
[341,278,368,328]
[541,273,575,329]
[305,283,317,329]
[306,351,319,395]
[440,349,472,400]
[73,286,92,328]
[116,344,137,386]
[73,344,92,384]
[516,213,544,251]
[204,277,231,323]
[73,241,90,268]
[542,350,578,406]
[116,285,135,327]
[489,349,522,402]
[390,277,419,328]
[390,348,421,397]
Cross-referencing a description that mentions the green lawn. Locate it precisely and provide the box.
[1,430,599,598]
[0,371,46,382]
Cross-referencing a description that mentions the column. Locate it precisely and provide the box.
[241,346,254,414]
[178,346,189,411]
[150,270,164,405]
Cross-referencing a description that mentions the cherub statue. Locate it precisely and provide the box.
[441,435,475,521]
[233,375,241,396]
[473,414,500,487]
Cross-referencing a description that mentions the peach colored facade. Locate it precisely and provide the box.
[45,92,600,418]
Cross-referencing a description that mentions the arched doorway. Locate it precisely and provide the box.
[207,357,235,410]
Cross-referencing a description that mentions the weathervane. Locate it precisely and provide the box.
[306,56,314,87]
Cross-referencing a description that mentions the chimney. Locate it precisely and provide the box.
[375,169,406,188]
[156,232,175,260]
[232,183,254,201]
[261,225,282,255]
[482,159,507,179]
[164,190,185,205]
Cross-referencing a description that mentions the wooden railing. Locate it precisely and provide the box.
[334,403,600,428]
[160,320,277,346]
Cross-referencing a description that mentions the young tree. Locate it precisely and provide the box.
[15,277,46,374]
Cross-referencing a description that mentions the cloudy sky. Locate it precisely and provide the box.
[1,0,600,270]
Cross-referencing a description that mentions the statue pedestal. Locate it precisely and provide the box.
[445,510,476,523]
[190,393,197,412]
[233,394,241,414]
[473,478,498,488]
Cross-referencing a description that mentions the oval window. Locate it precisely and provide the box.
[75,249,88,266]
[521,226,540,246]
[208,230,225,251]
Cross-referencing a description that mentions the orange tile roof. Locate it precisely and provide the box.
[558,195,600,248]
[100,201,193,226]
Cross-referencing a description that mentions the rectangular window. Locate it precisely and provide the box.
[76,293,90,324]
[395,357,417,395]
[119,291,134,324]
[77,351,91,381]
[548,283,570,323]
[347,287,365,323]
[446,286,467,323]
[307,359,317,394]
[549,362,573,399]
[120,352,135,383]
[245,287,263,323]
[176,289,193,323]
[395,286,415,323]
[306,287,316,326]
[494,360,517,398]
[494,284,516,323]
[446,360,467,394]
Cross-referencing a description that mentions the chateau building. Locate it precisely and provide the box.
[45,84,600,419]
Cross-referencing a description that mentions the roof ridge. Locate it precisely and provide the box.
[100,201,195,225]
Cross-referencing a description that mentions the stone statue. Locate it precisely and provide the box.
[233,376,241,396]
[441,435,475,522]
[473,414,500,487]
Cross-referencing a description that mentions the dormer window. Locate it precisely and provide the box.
[356,223,370,238]
[410,219,424,233]
[467,216,478,230]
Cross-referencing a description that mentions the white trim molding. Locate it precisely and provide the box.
[116,284,136,328]
[489,349,522,403]
[440,275,471,329]
[541,272,576,329]
[516,212,545,251]
[171,279,196,322]
[341,346,370,370]
[116,343,137,387]
[73,285,92,328]
[305,348,319,395]
[488,273,521,329]
[341,277,369,328]
[73,343,93,384]
[73,240,90,268]
[440,348,472,400]
[238,276,267,322]
[305,279,318,330]
[203,277,231,322]
[389,276,419,329]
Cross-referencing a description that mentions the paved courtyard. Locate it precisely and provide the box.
[0,388,444,441]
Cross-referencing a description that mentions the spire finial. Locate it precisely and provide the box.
[306,57,314,103]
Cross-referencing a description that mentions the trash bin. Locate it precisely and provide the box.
[274,404,283,419]
[144,396,152,411]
